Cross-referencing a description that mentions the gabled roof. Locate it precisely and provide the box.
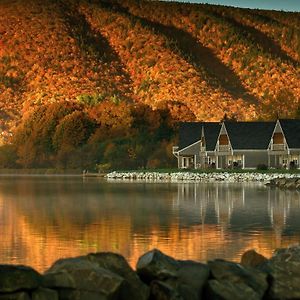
[203,122,222,151]
[224,121,275,150]
[279,119,300,149]
[178,122,202,150]
[178,122,221,151]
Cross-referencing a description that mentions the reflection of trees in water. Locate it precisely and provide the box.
[2,178,300,271]
[2,178,178,236]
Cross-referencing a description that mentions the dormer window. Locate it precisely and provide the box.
[219,134,229,145]
[273,132,284,144]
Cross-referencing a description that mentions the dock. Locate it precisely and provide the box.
[82,172,106,178]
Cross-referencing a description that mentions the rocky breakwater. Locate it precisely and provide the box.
[268,177,300,189]
[2,246,300,299]
[106,171,300,183]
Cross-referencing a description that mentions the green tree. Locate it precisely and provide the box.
[53,111,96,152]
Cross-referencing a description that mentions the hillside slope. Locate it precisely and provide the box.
[0,0,299,136]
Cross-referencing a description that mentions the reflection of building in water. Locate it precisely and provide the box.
[175,183,245,230]
[214,185,245,231]
[268,188,300,247]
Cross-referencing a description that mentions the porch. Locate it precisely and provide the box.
[268,154,300,169]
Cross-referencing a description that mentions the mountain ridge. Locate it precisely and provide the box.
[0,0,299,137]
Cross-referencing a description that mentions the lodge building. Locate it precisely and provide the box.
[173,119,300,170]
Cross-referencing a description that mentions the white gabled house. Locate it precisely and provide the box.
[268,119,300,169]
[215,121,275,169]
[173,119,300,170]
[173,122,220,169]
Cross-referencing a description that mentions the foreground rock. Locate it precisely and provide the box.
[240,249,268,268]
[86,252,149,300]
[206,259,268,300]
[137,249,209,300]
[0,265,42,293]
[44,257,126,300]
[3,247,300,299]
[260,247,300,299]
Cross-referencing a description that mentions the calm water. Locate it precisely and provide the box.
[0,176,300,272]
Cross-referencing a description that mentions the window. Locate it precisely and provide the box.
[273,132,284,144]
[219,134,229,145]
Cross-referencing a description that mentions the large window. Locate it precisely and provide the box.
[219,134,229,145]
[273,132,284,144]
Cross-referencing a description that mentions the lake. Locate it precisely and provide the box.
[0,176,300,272]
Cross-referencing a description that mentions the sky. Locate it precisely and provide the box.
[167,0,300,12]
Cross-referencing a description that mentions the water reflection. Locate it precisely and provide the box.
[0,177,300,272]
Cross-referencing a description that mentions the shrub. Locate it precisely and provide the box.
[257,164,268,170]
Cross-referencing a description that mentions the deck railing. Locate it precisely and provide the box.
[217,145,231,152]
[271,144,287,151]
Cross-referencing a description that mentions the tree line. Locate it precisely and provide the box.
[0,100,176,171]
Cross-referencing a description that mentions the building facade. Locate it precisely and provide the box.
[173,120,300,170]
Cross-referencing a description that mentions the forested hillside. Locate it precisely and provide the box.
[0,0,299,169]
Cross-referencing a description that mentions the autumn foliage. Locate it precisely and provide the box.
[0,0,299,168]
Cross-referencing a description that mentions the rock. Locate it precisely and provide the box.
[87,252,149,300]
[150,280,182,300]
[0,292,30,300]
[57,289,109,300]
[45,257,124,299]
[174,260,210,300]
[207,260,268,299]
[42,271,75,289]
[136,249,179,284]
[0,265,42,293]
[277,178,286,188]
[240,250,268,268]
[206,279,261,300]
[32,287,59,300]
[271,246,300,263]
[261,246,300,299]
[137,250,209,300]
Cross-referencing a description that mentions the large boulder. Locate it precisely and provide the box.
[240,250,268,268]
[32,287,59,300]
[206,259,268,300]
[0,292,30,300]
[150,280,182,300]
[136,249,179,284]
[87,252,149,300]
[206,279,261,300]
[42,271,75,289]
[44,257,124,300]
[137,250,209,300]
[0,265,42,293]
[261,246,300,299]
[174,260,210,300]
[57,289,111,300]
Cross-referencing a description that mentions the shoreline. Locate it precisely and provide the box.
[106,171,300,183]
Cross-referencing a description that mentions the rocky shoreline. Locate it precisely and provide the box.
[2,246,300,300]
[106,171,300,184]
[267,177,300,189]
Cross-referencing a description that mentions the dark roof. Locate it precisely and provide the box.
[203,123,222,151]
[279,119,300,149]
[178,122,202,150]
[225,122,275,149]
[178,122,221,151]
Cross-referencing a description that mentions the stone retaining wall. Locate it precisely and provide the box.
[106,171,300,183]
[2,246,300,299]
